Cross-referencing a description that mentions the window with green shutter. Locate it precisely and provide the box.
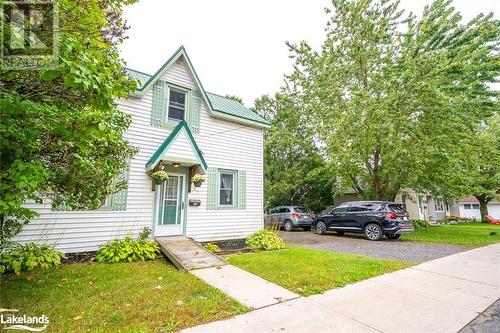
[51,165,130,212]
[151,81,201,132]
[206,168,247,210]
[102,166,130,211]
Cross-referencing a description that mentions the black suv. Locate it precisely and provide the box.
[313,201,414,240]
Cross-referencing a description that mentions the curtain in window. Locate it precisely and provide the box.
[220,173,233,205]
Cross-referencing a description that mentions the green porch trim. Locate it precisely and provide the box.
[146,121,208,172]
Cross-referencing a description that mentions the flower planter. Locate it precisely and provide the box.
[154,179,163,185]
[194,181,203,188]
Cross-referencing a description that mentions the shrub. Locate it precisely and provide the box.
[411,219,431,229]
[246,230,286,251]
[138,227,152,240]
[203,242,221,253]
[0,242,65,274]
[95,236,160,263]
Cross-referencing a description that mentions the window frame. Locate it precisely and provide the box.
[434,197,445,212]
[167,88,187,122]
[163,83,191,127]
[217,169,237,208]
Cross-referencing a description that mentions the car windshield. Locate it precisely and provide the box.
[387,204,406,213]
[294,207,308,213]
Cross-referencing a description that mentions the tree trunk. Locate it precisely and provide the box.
[474,195,491,223]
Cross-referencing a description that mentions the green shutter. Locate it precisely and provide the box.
[151,80,167,127]
[238,170,247,209]
[207,167,218,210]
[110,166,129,211]
[189,90,201,133]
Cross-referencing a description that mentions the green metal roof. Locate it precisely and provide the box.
[126,68,270,126]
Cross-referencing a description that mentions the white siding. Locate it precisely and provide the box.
[14,57,264,252]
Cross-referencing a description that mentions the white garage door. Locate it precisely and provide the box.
[460,204,481,219]
[488,204,500,219]
[460,203,500,219]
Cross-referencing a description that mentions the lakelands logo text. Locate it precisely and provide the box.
[0,309,49,332]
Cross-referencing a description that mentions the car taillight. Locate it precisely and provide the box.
[292,212,301,218]
[385,212,398,219]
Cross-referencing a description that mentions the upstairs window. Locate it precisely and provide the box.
[168,89,186,121]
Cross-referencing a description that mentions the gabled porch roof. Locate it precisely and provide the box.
[146,121,207,173]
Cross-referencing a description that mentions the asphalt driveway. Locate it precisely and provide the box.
[279,230,469,262]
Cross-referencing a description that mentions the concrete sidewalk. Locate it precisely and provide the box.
[191,265,299,309]
[183,243,500,333]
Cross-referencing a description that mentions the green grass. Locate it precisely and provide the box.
[0,260,246,332]
[401,223,500,247]
[227,247,411,296]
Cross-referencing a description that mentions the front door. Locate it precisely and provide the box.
[155,174,185,236]
[417,195,425,220]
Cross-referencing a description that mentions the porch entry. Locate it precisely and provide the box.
[154,174,186,237]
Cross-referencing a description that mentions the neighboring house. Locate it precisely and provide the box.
[394,189,459,222]
[332,189,460,222]
[14,46,270,253]
[457,195,500,220]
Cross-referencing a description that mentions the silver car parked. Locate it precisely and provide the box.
[268,206,314,231]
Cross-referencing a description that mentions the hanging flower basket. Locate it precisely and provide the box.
[192,174,205,187]
[151,171,169,185]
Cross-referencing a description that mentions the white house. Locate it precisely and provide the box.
[14,46,270,253]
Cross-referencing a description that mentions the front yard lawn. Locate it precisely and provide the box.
[1,260,246,332]
[227,247,411,296]
[401,223,500,247]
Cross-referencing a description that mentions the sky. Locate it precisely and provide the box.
[120,0,500,107]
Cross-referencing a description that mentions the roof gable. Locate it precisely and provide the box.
[126,46,270,128]
[146,121,207,172]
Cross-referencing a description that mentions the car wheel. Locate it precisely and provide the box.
[284,220,293,232]
[315,221,327,235]
[302,226,312,231]
[386,234,401,239]
[364,223,383,241]
[336,231,345,236]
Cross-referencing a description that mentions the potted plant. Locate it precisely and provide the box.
[151,170,169,185]
[191,174,205,187]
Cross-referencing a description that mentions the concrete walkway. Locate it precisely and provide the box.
[191,265,299,309]
[183,243,500,333]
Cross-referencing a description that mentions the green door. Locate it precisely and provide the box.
[156,175,184,236]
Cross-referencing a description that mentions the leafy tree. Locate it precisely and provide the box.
[255,94,335,213]
[461,116,500,222]
[287,0,499,201]
[0,0,138,248]
[225,94,244,104]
